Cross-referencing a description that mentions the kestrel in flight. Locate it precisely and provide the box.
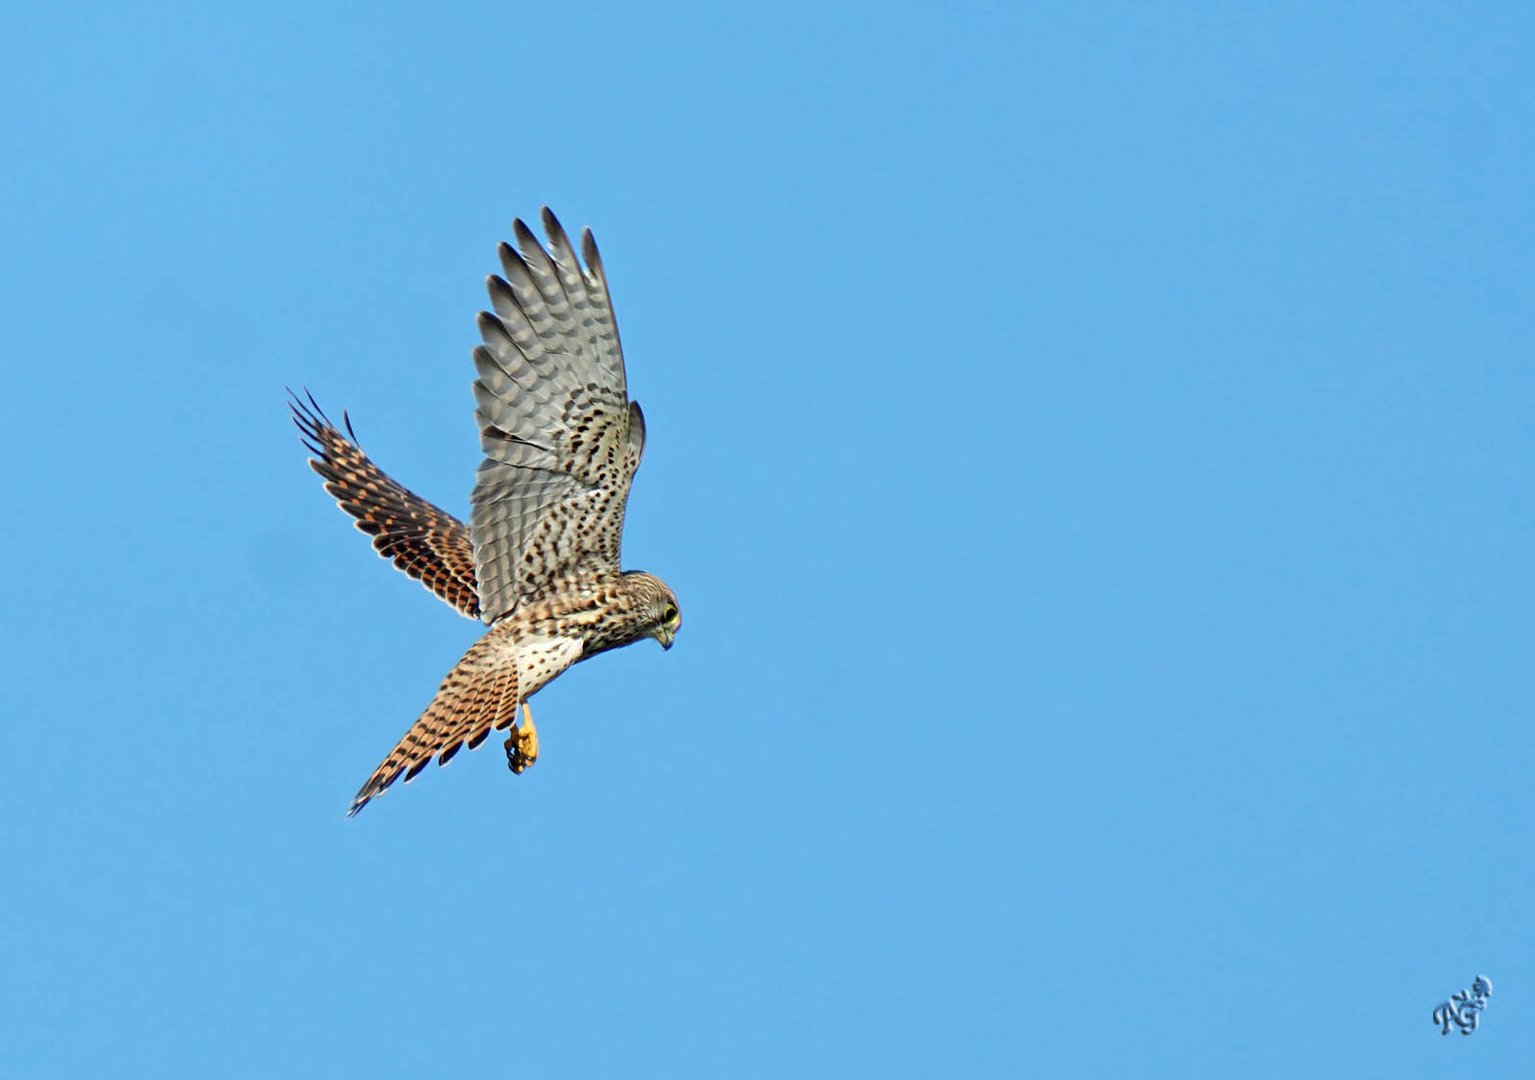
[291,208,680,816]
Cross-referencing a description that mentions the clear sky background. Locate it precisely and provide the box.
[3,3,1531,1076]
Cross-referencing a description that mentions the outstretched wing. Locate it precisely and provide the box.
[291,392,481,619]
[470,208,647,624]
[348,629,583,816]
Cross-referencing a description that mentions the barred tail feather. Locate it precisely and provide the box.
[347,633,522,816]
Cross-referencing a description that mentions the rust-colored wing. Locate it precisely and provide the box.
[347,629,582,815]
[291,392,481,620]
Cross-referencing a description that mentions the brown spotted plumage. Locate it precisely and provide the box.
[290,392,481,619]
[292,209,681,816]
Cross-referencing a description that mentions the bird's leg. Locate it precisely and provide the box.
[504,701,539,774]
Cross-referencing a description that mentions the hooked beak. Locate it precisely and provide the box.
[656,625,675,651]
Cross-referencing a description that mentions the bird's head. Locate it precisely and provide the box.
[624,571,681,650]
[651,586,682,650]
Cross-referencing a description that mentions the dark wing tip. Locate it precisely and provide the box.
[497,241,533,282]
[476,310,508,342]
[581,228,604,280]
[288,388,326,441]
[540,207,574,254]
[288,388,334,432]
[289,391,365,458]
[512,217,542,256]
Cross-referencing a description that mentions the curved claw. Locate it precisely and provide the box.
[504,702,539,774]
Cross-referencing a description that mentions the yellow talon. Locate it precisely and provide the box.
[506,701,539,774]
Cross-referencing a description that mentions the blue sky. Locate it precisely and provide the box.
[3,2,1531,1075]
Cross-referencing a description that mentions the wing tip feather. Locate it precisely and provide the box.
[581,228,604,280]
[512,217,541,258]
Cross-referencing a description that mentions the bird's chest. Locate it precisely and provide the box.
[498,633,584,697]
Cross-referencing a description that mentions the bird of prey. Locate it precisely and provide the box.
[291,208,680,816]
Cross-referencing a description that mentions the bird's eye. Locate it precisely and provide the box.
[662,604,678,623]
